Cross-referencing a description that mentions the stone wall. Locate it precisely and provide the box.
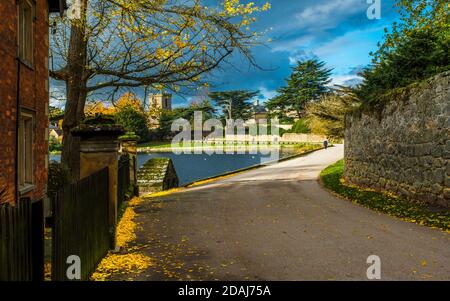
[344,71,450,208]
[137,158,179,196]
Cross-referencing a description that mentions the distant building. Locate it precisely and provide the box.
[149,93,172,111]
[49,127,63,142]
[148,93,172,129]
[247,99,268,123]
[253,102,268,122]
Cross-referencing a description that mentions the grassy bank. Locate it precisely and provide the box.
[138,141,173,149]
[321,160,450,232]
[137,140,322,151]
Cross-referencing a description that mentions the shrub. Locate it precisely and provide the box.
[356,0,450,107]
[115,105,149,142]
[49,137,62,152]
[83,113,116,125]
[306,90,360,139]
[287,119,311,134]
[47,162,70,198]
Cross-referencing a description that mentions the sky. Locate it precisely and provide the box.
[178,0,399,107]
[50,0,400,109]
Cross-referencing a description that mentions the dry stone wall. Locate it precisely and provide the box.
[344,72,450,208]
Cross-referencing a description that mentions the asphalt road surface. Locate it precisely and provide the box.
[119,145,450,281]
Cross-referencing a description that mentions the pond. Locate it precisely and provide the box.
[50,147,313,186]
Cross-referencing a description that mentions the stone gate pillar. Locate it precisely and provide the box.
[72,124,125,243]
[119,132,139,195]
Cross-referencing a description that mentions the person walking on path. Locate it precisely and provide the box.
[323,137,329,149]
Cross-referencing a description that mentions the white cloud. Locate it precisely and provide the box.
[288,49,316,65]
[271,35,314,53]
[330,75,363,86]
[295,0,366,31]
[258,86,277,102]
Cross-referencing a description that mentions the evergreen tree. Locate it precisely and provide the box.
[208,90,260,121]
[267,59,332,119]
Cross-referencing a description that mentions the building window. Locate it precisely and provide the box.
[18,110,34,190]
[18,0,35,66]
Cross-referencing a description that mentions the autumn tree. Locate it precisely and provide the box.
[50,0,270,179]
[49,106,65,122]
[306,87,360,139]
[115,92,144,111]
[84,102,116,116]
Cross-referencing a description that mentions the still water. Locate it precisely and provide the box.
[50,147,306,186]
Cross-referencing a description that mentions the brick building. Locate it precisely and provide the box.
[0,0,66,204]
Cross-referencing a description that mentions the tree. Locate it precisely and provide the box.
[287,119,310,134]
[115,105,149,142]
[306,87,360,139]
[49,106,65,122]
[85,92,144,116]
[115,92,144,112]
[208,90,259,121]
[151,109,179,140]
[84,102,116,116]
[50,0,270,179]
[373,0,449,63]
[358,0,450,106]
[188,99,216,122]
[266,59,332,119]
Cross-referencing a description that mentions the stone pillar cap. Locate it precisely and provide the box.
[119,132,140,142]
[71,124,125,139]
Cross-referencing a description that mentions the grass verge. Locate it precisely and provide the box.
[137,140,322,150]
[321,160,450,232]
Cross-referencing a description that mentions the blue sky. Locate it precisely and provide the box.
[50,0,400,109]
[178,0,399,107]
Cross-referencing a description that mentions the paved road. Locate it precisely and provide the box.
[121,145,450,281]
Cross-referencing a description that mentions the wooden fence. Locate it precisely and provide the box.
[0,197,44,281]
[52,167,110,281]
[117,154,131,209]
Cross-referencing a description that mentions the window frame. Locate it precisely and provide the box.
[17,0,35,67]
[18,109,35,194]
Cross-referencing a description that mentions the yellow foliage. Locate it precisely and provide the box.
[116,93,144,112]
[142,188,184,198]
[44,262,51,281]
[91,196,152,281]
[85,93,144,117]
[84,102,116,116]
[223,0,270,16]
[91,253,153,281]
[128,196,143,207]
[116,207,137,248]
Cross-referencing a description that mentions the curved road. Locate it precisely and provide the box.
[123,145,450,281]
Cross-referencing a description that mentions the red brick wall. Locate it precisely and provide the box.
[0,0,50,204]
